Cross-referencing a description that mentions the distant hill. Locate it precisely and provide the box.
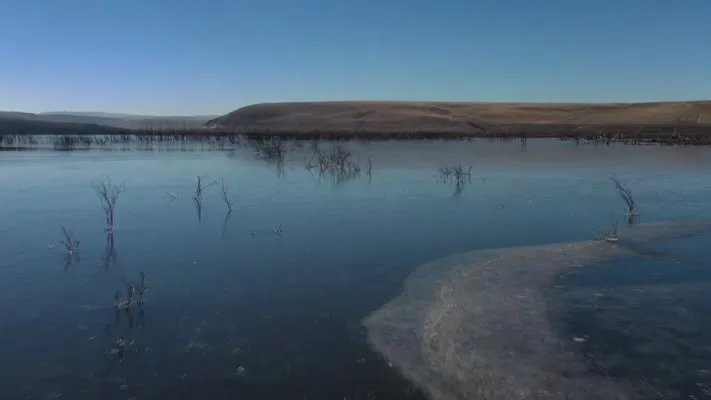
[0,111,39,119]
[0,111,217,130]
[41,111,217,121]
[0,116,129,136]
[206,100,711,136]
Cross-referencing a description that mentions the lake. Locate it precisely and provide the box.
[1,139,711,399]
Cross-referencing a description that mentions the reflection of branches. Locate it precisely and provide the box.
[221,210,232,239]
[626,213,639,225]
[453,179,465,197]
[59,225,80,270]
[113,301,145,330]
[60,225,80,254]
[276,160,285,179]
[102,231,118,269]
[63,252,79,271]
[193,197,203,222]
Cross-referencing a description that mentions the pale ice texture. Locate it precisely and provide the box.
[363,219,711,400]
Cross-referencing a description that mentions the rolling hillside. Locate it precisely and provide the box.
[207,100,711,136]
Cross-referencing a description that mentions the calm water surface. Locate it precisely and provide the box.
[1,140,711,399]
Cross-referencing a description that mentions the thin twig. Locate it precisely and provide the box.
[220,178,233,211]
[193,175,217,201]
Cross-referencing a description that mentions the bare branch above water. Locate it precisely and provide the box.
[92,177,125,232]
[610,175,638,221]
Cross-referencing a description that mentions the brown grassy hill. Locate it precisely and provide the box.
[206,100,711,138]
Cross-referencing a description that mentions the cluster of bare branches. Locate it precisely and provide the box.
[439,165,472,182]
[250,137,287,161]
[596,216,620,242]
[92,177,125,232]
[103,323,135,362]
[610,175,638,223]
[105,273,146,360]
[220,179,235,238]
[305,144,372,184]
[192,175,216,221]
[113,272,147,326]
[438,165,473,196]
[193,175,217,201]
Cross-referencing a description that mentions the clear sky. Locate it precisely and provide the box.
[1,0,709,115]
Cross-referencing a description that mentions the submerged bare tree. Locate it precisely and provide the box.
[250,137,287,161]
[610,175,638,223]
[305,144,372,185]
[92,177,125,232]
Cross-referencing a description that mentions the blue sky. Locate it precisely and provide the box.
[1,0,709,115]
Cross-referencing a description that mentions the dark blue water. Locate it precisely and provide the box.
[1,140,711,399]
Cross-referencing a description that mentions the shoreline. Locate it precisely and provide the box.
[2,116,711,145]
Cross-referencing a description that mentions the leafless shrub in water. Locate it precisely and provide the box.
[250,137,287,161]
[114,285,133,311]
[92,177,124,232]
[610,175,638,221]
[123,272,147,304]
[104,324,131,362]
[439,165,472,182]
[305,144,372,184]
[438,165,473,196]
[115,271,147,313]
